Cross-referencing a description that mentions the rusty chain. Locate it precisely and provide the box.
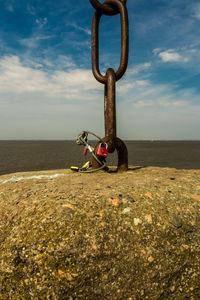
[90,0,127,16]
[90,0,129,171]
[91,0,129,83]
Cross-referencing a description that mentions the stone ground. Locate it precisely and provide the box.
[0,166,200,299]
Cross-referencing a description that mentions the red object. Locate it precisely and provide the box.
[97,143,108,157]
[83,147,88,156]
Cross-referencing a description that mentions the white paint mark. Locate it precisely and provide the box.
[2,174,65,184]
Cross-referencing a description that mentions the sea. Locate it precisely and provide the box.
[0,141,200,176]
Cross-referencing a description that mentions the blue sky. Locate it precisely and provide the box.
[0,0,199,140]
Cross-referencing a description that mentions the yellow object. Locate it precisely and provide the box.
[70,166,79,172]
[81,161,91,169]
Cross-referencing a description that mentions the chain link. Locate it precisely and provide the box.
[91,0,129,83]
[90,0,127,16]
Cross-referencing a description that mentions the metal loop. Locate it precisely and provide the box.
[105,68,116,137]
[90,0,127,16]
[91,0,129,83]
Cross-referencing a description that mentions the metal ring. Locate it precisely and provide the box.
[90,0,127,16]
[91,0,129,83]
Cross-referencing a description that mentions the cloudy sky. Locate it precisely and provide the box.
[0,0,199,140]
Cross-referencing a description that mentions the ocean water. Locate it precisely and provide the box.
[0,141,200,176]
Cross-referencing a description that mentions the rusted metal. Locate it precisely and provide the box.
[92,136,128,171]
[91,1,129,83]
[90,0,129,171]
[105,68,116,138]
[114,137,128,171]
[90,0,127,16]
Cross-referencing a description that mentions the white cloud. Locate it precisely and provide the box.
[36,17,48,28]
[127,62,151,75]
[27,4,36,16]
[154,47,200,70]
[0,54,190,110]
[0,55,103,139]
[71,40,90,49]
[153,48,162,55]
[117,66,199,111]
[0,55,101,99]
[56,55,76,68]
[0,55,199,140]
[117,78,200,140]
[118,80,149,94]
[191,3,200,20]
[70,23,91,35]
[19,35,53,49]
[136,80,149,86]
[158,49,189,63]
[43,59,54,67]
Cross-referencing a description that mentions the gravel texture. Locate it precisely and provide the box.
[0,166,200,299]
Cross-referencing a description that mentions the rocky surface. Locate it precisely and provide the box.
[0,166,200,299]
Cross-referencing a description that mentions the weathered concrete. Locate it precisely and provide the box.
[0,167,200,299]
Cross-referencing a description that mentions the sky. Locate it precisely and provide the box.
[0,0,199,140]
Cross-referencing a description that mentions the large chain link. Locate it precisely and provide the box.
[90,0,127,16]
[91,0,129,83]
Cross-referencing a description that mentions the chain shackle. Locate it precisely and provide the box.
[91,0,129,84]
[90,0,127,16]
